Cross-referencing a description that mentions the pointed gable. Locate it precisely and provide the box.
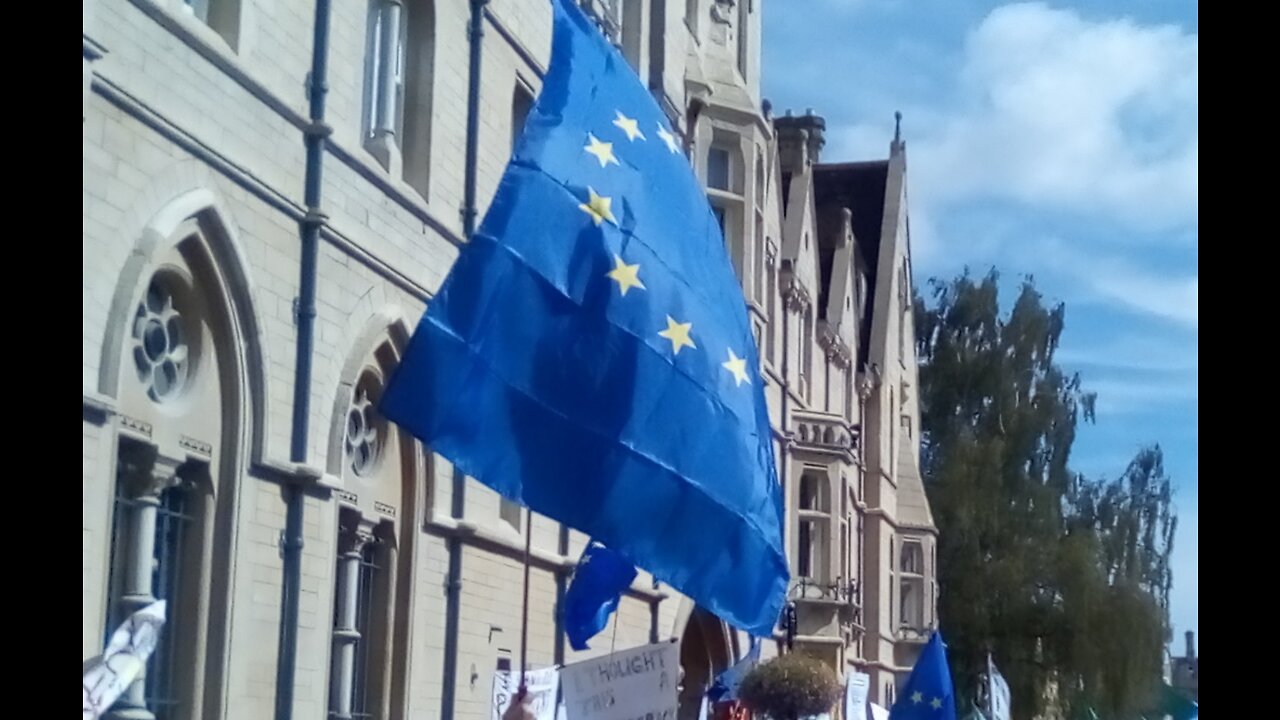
[780,161,821,302]
[815,204,856,356]
[812,160,889,367]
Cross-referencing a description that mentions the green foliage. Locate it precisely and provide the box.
[914,269,1176,720]
[738,653,841,720]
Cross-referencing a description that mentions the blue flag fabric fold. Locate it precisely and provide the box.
[379,0,787,635]
[708,638,761,703]
[564,542,638,651]
[890,632,958,720]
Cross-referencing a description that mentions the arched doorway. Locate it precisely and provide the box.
[678,608,732,720]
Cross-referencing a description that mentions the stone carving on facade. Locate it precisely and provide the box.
[857,364,881,400]
[782,274,811,312]
[817,325,852,368]
[179,435,213,458]
[793,411,857,456]
[338,521,378,556]
[710,0,734,25]
[119,415,154,439]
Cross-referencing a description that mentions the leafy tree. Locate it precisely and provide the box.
[914,269,1176,720]
[738,654,841,720]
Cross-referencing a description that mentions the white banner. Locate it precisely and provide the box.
[561,642,679,720]
[493,666,561,720]
[989,667,1011,720]
[869,702,890,720]
[844,671,870,720]
[82,600,167,720]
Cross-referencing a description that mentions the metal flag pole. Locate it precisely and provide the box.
[518,506,534,696]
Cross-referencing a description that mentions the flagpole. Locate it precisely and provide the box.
[519,506,534,695]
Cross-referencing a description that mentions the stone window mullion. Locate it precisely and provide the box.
[330,523,373,720]
[107,453,183,720]
[373,0,404,138]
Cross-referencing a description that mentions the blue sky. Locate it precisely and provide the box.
[761,1,1198,648]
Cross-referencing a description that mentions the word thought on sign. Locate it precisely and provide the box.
[561,642,679,720]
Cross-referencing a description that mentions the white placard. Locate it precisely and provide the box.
[989,669,1011,720]
[844,671,870,720]
[869,702,890,720]
[492,666,561,720]
[82,601,167,720]
[561,642,679,720]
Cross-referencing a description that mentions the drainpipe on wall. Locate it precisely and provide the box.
[442,2,489,718]
[778,280,792,649]
[554,524,569,666]
[648,578,662,644]
[441,467,466,720]
[275,0,333,717]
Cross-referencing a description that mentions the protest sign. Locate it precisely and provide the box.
[844,671,870,720]
[492,665,561,720]
[561,642,679,720]
[82,601,167,720]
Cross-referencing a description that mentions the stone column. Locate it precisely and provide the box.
[330,524,373,720]
[107,455,181,720]
[366,0,405,174]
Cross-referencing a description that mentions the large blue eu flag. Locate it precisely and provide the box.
[379,0,788,635]
[890,632,958,720]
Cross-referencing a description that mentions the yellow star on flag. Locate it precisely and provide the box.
[584,133,619,168]
[912,692,924,704]
[578,187,616,226]
[656,125,680,153]
[658,316,695,355]
[930,697,943,710]
[613,110,646,142]
[606,255,645,296]
[722,349,750,386]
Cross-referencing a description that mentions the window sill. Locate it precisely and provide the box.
[133,0,239,57]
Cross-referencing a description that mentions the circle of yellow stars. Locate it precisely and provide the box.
[910,691,946,711]
[579,109,750,388]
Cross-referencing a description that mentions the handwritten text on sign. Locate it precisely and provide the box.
[561,642,679,720]
[492,666,560,720]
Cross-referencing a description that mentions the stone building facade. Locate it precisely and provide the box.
[81,0,936,718]
[1170,631,1198,704]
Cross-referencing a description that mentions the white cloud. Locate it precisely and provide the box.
[1167,498,1198,638]
[999,234,1199,329]
[1057,334,1198,374]
[1089,270,1197,327]
[1086,375,1197,417]
[909,3,1198,233]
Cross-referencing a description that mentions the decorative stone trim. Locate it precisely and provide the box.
[119,415,154,439]
[179,435,213,457]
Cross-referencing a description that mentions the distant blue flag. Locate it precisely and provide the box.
[708,638,761,703]
[890,632,957,720]
[564,542,638,651]
[379,0,787,634]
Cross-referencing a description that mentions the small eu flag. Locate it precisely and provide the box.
[890,632,957,720]
[563,542,638,651]
[708,638,761,703]
[379,0,787,635]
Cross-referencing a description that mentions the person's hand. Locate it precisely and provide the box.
[503,688,536,720]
